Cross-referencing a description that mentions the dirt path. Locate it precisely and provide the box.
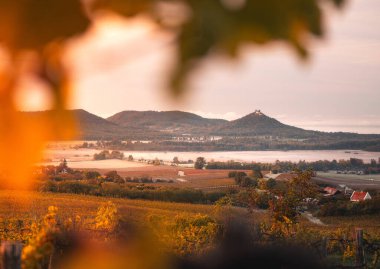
[302,212,326,226]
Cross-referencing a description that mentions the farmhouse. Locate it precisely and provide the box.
[178,170,185,177]
[275,173,297,181]
[350,191,372,202]
[324,187,339,196]
[263,172,297,181]
[337,184,354,195]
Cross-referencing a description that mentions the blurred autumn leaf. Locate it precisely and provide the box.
[0,0,88,188]
[0,0,90,108]
[91,0,346,95]
[0,0,89,50]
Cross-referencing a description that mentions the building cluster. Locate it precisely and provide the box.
[262,170,373,203]
[323,185,372,202]
[171,135,223,143]
[262,171,299,181]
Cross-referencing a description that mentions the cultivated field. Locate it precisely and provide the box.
[96,166,239,189]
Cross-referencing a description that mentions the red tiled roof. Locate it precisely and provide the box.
[275,173,297,181]
[350,191,370,201]
[324,187,338,195]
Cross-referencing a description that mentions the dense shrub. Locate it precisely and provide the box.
[234,172,247,185]
[229,171,259,187]
[195,157,206,169]
[94,150,124,160]
[104,171,124,183]
[40,181,226,204]
[240,176,258,187]
[228,171,237,178]
[51,172,83,181]
[251,191,271,209]
[42,181,98,195]
[85,171,101,180]
[318,196,380,216]
[266,178,277,189]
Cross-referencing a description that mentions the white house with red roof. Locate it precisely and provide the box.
[350,191,372,202]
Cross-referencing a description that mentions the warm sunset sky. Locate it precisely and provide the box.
[64,0,379,134]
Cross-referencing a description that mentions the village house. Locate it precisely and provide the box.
[337,184,354,195]
[350,191,372,202]
[263,172,297,181]
[275,173,297,181]
[323,187,339,196]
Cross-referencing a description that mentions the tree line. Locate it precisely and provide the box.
[80,137,380,152]
[206,158,380,173]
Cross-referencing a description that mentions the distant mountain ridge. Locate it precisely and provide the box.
[19,110,380,148]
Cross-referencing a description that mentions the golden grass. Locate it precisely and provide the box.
[0,190,247,225]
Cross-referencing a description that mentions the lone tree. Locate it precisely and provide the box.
[234,172,247,185]
[194,157,206,169]
[104,171,124,184]
[269,170,318,223]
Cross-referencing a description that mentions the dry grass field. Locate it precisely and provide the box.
[95,167,241,189]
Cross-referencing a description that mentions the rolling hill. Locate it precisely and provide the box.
[107,110,227,135]
[214,110,319,138]
[19,109,156,140]
[74,109,133,139]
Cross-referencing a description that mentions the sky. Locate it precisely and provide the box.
[17,0,379,134]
